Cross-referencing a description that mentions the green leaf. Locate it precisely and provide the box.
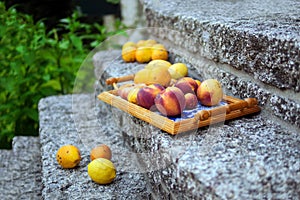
[23,108,38,122]
[70,35,83,51]
[58,40,70,49]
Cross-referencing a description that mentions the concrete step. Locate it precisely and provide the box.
[38,94,151,199]
[0,136,42,200]
[92,49,300,199]
[140,0,300,131]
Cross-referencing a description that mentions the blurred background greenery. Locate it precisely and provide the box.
[0,0,125,149]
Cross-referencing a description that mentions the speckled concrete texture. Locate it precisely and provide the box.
[141,0,300,92]
[115,108,300,199]
[0,136,42,200]
[38,94,151,199]
[92,49,300,199]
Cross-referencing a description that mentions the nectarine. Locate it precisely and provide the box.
[154,87,186,116]
[197,79,223,106]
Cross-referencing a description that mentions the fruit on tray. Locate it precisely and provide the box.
[145,59,171,70]
[174,77,198,94]
[121,39,168,63]
[168,63,188,80]
[127,86,141,104]
[184,93,198,110]
[90,144,112,161]
[155,87,186,116]
[137,84,165,109]
[197,79,223,106]
[117,83,145,100]
[118,85,135,100]
[134,66,171,87]
[195,79,201,87]
[56,145,81,169]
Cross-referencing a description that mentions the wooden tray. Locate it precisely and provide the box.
[97,89,261,135]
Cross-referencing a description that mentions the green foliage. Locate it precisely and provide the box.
[0,1,126,148]
[106,0,120,4]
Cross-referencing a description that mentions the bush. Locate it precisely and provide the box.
[0,2,125,148]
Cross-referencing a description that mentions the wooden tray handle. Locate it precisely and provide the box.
[106,74,135,85]
[194,98,258,122]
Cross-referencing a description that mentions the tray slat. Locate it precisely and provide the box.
[97,90,260,135]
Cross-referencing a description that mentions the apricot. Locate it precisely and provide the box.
[90,144,112,161]
[154,87,186,116]
[197,79,223,106]
[56,145,81,169]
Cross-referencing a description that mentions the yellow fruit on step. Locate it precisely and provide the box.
[90,144,112,161]
[122,41,136,50]
[145,39,157,46]
[122,46,136,62]
[88,158,116,185]
[152,43,166,50]
[56,145,81,169]
[136,40,146,47]
[151,44,168,60]
[135,46,152,63]
[168,63,188,79]
[145,60,172,70]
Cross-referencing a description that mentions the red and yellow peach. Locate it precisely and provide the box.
[154,87,186,116]
[197,79,223,106]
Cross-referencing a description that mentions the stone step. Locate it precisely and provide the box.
[0,136,42,200]
[128,0,300,132]
[38,94,151,199]
[92,49,300,199]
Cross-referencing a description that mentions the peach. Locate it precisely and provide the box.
[118,86,134,100]
[137,84,164,109]
[184,93,198,110]
[174,77,198,94]
[127,87,141,104]
[197,79,223,106]
[154,87,186,116]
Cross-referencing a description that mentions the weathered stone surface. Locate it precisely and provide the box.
[93,49,300,199]
[0,136,42,200]
[141,0,300,92]
[270,95,300,128]
[114,107,300,199]
[38,94,150,199]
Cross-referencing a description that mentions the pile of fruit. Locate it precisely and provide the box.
[56,144,116,185]
[121,39,168,63]
[117,59,223,117]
